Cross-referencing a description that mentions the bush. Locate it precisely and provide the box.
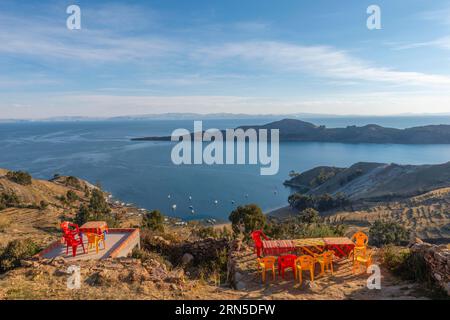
[298,208,320,224]
[0,239,40,273]
[6,171,32,185]
[369,220,410,247]
[39,200,48,210]
[288,192,350,212]
[0,191,20,210]
[193,226,218,239]
[264,215,346,240]
[65,176,81,189]
[229,204,266,240]
[142,210,165,232]
[66,190,79,203]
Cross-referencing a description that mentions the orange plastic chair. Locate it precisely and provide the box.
[85,232,105,254]
[295,255,315,284]
[278,254,297,280]
[314,251,334,275]
[351,231,369,257]
[352,247,373,274]
[257,256,277,283]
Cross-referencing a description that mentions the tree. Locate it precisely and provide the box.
[89,188,110,219]
[369,220,410,247]
[229,204,266,239]
[298,208,320,224]
[142,210,165,232]
[75,203,90,225]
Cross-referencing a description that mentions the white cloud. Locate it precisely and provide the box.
[195,41,450,87]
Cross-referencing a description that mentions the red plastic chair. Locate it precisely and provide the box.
[278,254,297,279]
[251,230,269,257]
[60,222,85,257]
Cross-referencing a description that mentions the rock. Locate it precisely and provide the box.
[20,260,34,268]
[181,253,194,265]
[235,281,246,290]
[234,272,243,282]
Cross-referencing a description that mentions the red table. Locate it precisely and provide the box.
[80,221,108,238]
[262,237,354,258]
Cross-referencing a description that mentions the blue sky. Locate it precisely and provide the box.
[1,0,450,118]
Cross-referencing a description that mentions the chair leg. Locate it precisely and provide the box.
[72,245,77,257]
[310,268,314,282]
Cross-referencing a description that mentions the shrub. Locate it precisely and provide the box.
[6,170,32,185]
[229,204,266,240]
[0,239,40,273]
[66,190,78,203]
[39,200,48,210]
[142,210,165,232]
[65,176,81,189]
[369,220,410,247]
[193,226,218,239]
[298,208,320,224]
[0,191,20,210]
[264,215,346,240]
[288,192,350,212]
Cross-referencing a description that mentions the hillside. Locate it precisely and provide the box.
[285,161,450,201]
[0,169,139,247]
[132,118,450,144]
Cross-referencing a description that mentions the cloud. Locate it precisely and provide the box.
[393,36,450,51]
[195,41,450,87]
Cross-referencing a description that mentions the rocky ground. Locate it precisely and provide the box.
[0,242,439,300]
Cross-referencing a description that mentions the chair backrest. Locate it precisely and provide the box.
[62,231,79,245]
[61,221,80,233]
[296,255,314,268]
[251,230,264,247]
[279,254,297,265]
[352,231,368,247]
[258,256,276,268]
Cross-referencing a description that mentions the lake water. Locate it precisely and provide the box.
[1,117,450,221]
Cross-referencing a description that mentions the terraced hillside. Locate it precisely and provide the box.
[328,188,450,242]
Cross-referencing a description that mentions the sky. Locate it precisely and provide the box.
[1,0,450,119]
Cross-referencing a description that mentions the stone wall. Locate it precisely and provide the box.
[410,240,450,295]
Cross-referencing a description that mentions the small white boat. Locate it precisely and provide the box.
[214,200,218,204]
[188,196,192,201]
[172,204,177,210]
[168,194,171,199]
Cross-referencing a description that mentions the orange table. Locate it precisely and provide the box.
[80,221,108,237]
[292,238,325,256]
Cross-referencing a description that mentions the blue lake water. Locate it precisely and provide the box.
[1,117,450,221]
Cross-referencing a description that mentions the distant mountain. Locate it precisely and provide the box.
[132,118,450,144]
[284,161,450,201]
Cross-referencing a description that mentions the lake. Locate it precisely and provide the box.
[1,117,450,221]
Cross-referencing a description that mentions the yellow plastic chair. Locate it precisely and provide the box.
[314,251,334,276]
[295,255,315,284]
[257,256,277,283]
[352,247,373,274]
[85,232,105,254]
